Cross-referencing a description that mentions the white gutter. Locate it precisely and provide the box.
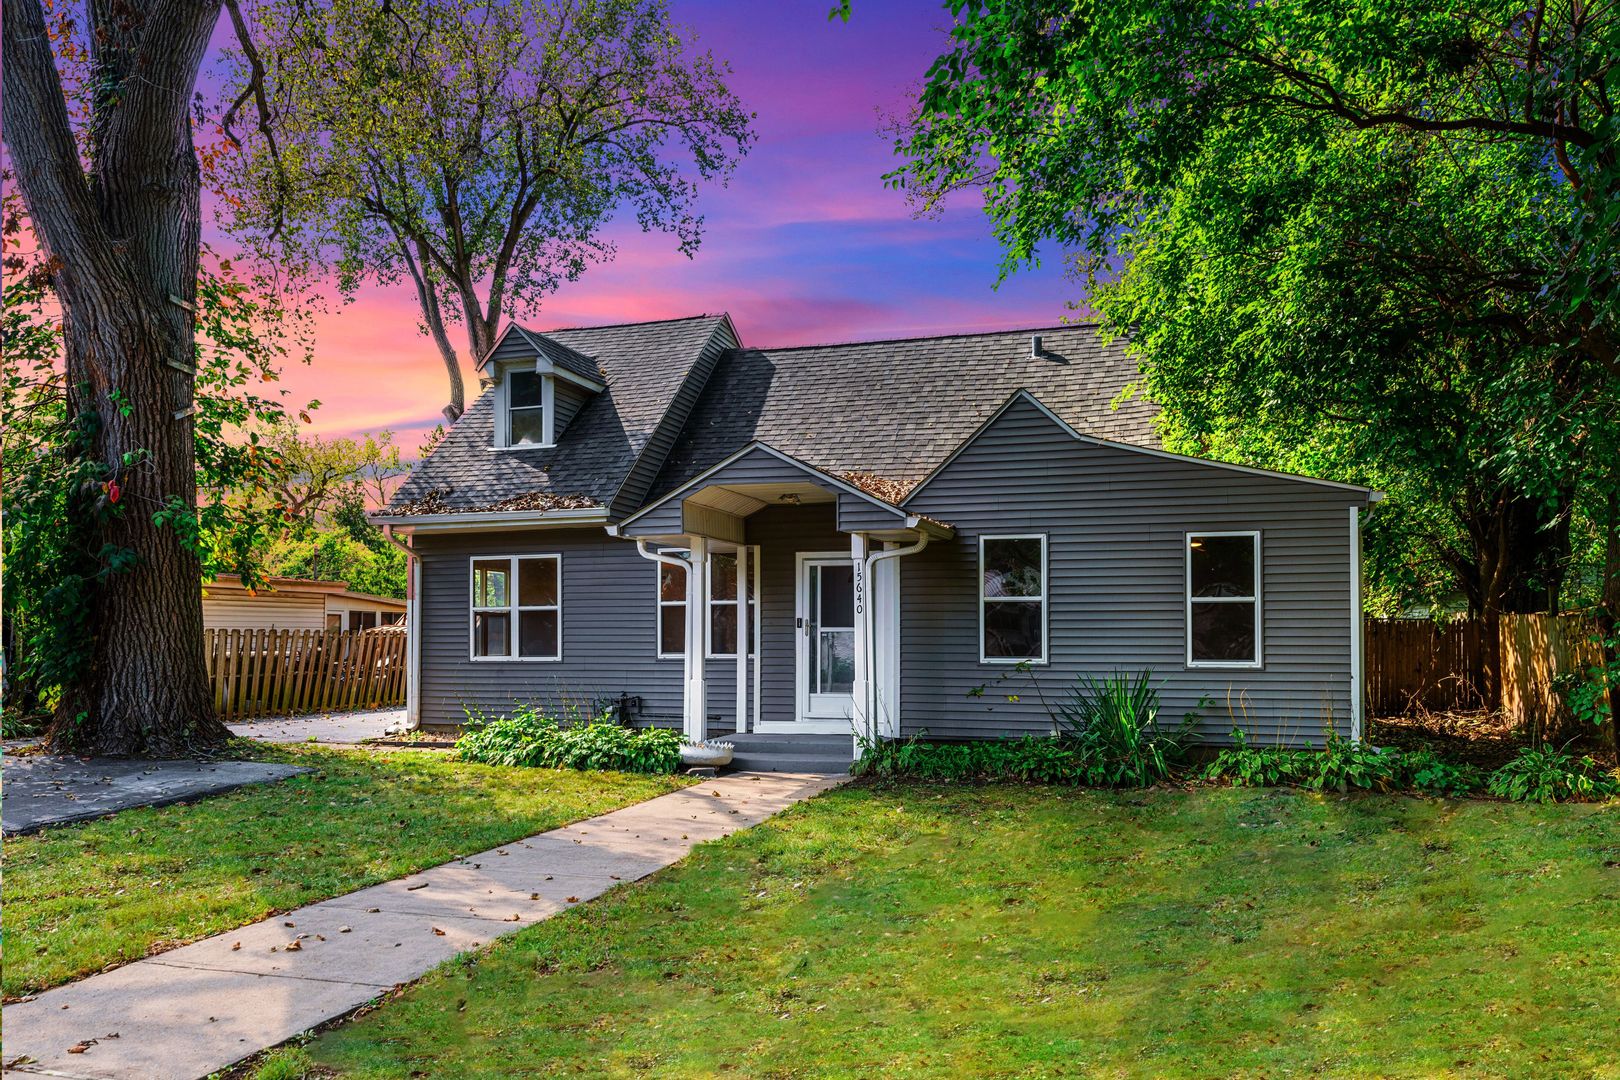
[382,525,421,732]
[856,532,931,752]
[371,508,609,531]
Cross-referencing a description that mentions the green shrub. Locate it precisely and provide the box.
[1203,733,1489,797]
[853,734,1089,784]
[1485,746,1620,804]
[1299,734,1403,792]
[1403,748,1486,797]
[1050,670,1198,787]
[455,705,683,775]
[1201,731,1309,787]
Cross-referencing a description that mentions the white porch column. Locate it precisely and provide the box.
[685,536,708,743]
[734,542,748,736]
[849,532,872,745]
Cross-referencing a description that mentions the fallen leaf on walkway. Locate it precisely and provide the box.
[339,926,352,933]
[406,882,429,891]
[366,907,380,913]
[232,942,241,951]
[284,940,302,952]
[67,1041,95,1054]
[529,893,539,900]
[432,927,446,936]
[504,915,520,922]
[565,896,579,903]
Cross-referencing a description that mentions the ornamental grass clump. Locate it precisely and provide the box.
[1051,670,1198,787]
[456,705,683,775]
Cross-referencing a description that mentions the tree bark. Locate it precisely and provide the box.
[3,0,229,754]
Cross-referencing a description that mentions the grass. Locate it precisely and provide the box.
[298,782,1620,1079]
[3,742,691,998]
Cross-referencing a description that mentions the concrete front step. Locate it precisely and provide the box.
[722,734,855,776]
[729,754,853,775]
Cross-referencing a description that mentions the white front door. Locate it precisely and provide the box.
[795,553,857,729]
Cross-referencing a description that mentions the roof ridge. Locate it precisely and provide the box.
[731,320,1105,354]
[535,313,724,335]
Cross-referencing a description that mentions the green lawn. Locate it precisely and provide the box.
[3,743,690,998]
[299,782,1620,1079]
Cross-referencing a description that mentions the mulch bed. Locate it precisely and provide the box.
[1372,709,1616,770]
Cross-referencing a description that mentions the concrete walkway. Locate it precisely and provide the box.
[1,771,847,1080]
[228,707,405,745]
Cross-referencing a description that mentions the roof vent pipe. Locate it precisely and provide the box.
[1030,334,1043,358]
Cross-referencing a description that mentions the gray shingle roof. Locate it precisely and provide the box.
[388,318,1158,517]
[649,324,1158,499]
[388,315,730,512]
[512,326,606,385]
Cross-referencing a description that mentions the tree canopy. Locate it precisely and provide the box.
[893,0,1620,619]
[215,0,754,420]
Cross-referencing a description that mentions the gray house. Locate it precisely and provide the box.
[376,314,1379,765]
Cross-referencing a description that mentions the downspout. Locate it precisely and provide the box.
[382,525,420,732]
[859,530,931,750]
[635,540,696,738]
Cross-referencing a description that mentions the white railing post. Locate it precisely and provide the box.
[686,536,708,743]
[734,542,748,737]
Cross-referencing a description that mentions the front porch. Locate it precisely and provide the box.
[610,443,953,752]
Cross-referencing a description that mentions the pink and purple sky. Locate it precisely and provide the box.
[256,1,1081,448]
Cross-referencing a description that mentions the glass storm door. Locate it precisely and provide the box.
[799,557,856,721]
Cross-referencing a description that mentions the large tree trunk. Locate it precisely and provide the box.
[3,0,229,755]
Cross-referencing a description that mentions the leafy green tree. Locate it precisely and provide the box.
[2,196,312,738]
[1,0,292,753]
[892,0,1619,623]
[260,530,407,600]
[215,0,754,420]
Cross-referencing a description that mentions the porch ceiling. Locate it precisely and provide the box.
[686,481,835,517]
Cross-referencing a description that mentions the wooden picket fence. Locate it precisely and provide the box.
[1364,614,1604,734]
[1364,618,1498,716]
[1498,614,1604,742]
[205,627,408,721]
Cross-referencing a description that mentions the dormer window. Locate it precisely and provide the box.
[507,370,548,446]
[482,326,606,451]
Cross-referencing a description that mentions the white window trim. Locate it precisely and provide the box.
[978,533,1048,665]
[492,362,556,450]
[468,554,562,662]
[653,547,759,660]
[1184,530,1263,669]
[654,547,691,660]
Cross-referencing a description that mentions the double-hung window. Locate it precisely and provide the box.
[706,551,756,658]
[656,552,689,659]
[506,370,547,447]
[471,555,561,659]
[1186,532,1261,667]
[979,535,1046,663]
[654,548,757,658]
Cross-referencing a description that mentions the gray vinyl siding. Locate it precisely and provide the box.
[553,381,590,437]
[620,444,848,538]
[415,528,683,728]
[486,333,538,367]
[900,396,1361,747]
[415,509,841,731]
[835,493,910,533]
[610,319,738,519]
